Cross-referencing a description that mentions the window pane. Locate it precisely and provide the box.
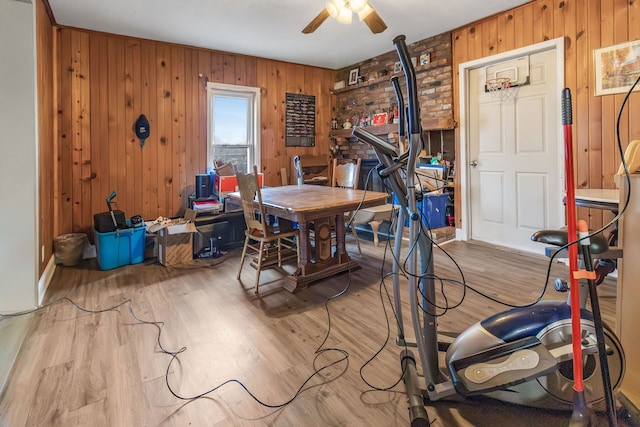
[213,96,248,145]
[212,145,250,174]
[207,84,259,175]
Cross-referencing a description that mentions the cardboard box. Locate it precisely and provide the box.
[149,209,197,266]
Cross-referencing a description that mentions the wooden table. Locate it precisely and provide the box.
[229,185,389,292]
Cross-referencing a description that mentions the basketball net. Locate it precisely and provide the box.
[486,77,518,102]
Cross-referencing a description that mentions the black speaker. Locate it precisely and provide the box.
[195,174,211,198]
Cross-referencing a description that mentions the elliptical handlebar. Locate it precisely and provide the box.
[352,126,399,158]
[390,76,405,138]
[392,35,421,136]
[352,35,421,190]
[392,35,423,226]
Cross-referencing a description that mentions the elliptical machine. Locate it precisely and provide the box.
[351,35,625,425]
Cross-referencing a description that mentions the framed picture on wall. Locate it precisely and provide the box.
[594,40,640,96]
[348,68,359,85]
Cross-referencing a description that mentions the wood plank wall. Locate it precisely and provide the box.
[36,0,55,275]
[56,28,334,236]
[452,0,640,230]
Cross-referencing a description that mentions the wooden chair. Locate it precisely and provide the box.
[236,165,299,292]
[331,158,362,253]
[333,158,398,251]
[331,158,361,189]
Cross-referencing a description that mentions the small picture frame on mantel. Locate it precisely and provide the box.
[348,67,359,85]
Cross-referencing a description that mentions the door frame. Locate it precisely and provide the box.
[457,37,565,243]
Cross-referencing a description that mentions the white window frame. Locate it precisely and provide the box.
[206,82,261,173]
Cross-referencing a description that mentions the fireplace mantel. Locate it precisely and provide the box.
[330,117,455,139]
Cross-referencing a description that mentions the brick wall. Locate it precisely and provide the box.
[333,32,453,160]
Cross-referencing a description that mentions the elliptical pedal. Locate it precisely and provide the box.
[448,336,557,395]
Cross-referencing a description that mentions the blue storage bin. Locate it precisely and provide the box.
[94,226,146,270]
[393,192,448,229]
[420,193,448,229]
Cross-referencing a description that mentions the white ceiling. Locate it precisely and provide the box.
[48,0,531,70]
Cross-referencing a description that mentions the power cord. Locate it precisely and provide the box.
[0,285,353,412]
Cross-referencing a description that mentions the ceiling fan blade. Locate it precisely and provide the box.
[362,9,387,34]
[302,9,330,34]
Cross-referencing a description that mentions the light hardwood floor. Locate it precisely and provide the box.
[0,237,623,426]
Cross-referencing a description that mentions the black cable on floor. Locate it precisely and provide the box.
[0,290,352,411]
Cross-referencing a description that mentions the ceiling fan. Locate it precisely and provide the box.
[302,0,387,34]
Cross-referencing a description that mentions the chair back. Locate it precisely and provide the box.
[331,158,361,189]
[236,165,268,236]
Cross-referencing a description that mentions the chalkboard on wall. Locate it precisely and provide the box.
[285,93,316,147]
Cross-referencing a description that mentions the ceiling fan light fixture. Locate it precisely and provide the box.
[349,0,368,13]
[325,2,339,18]
[357,4,374,20]
[330,0,347,10]
[302,0,385,33]
[336,7,353,24]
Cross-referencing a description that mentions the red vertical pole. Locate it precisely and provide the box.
[562,89,583,392]
[562,89,590,425]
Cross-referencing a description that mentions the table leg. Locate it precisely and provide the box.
[315,217,332,262]
[284,214,359,292]
[334,214,349,263]
[295,221,311,276]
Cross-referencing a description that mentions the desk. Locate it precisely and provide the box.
[617,176,640,407]
[574,188,619,212]
[193,210,245,255]
[229,185,388,292]
[573,189,622,285]
[574,189,619,245]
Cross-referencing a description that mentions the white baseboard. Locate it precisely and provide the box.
[0,314,31,396]
[38,255,56,306]
[1,257,56,396]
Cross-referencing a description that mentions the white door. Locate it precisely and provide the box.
[468,49,562,253]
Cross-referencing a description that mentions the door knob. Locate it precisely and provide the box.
[470,160,478,168]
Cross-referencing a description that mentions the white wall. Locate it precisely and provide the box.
[0,0,39,312]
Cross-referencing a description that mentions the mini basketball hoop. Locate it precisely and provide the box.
[486,77,518,102]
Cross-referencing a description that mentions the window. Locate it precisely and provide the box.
[207,82,260,174]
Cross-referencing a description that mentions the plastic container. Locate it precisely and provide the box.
[393,192,448,229]
[421,193,448,229]
[94,226,146,270]
[54,233,88,266]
